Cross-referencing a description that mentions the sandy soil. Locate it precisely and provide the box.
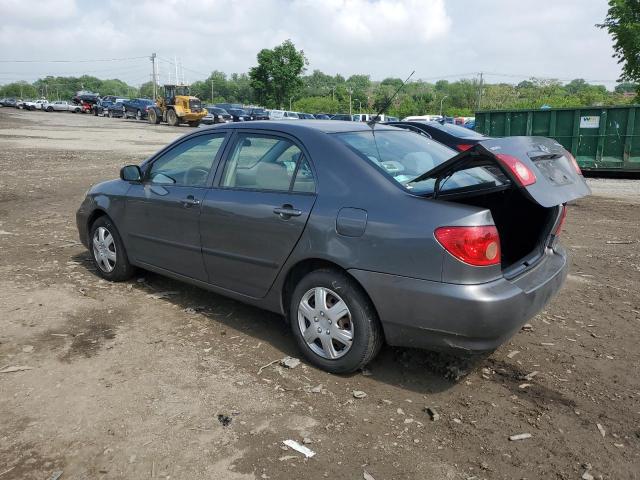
[0,109,639,480]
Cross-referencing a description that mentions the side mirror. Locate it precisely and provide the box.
[120,165,142,182]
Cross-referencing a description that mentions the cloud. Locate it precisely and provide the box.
[0,0,621,88]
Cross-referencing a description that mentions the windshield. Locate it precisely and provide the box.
[426,122,485,139]
[334,130,506,195]
[335,130,454,188]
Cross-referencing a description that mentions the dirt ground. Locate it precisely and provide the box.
[0,109,638,480]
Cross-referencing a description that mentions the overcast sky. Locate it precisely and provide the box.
[0,0,621,89]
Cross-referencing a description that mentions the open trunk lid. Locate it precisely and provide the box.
[411,136,591,207]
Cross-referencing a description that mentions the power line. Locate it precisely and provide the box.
[0,56,148,64]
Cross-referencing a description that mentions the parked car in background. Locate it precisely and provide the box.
[297,112,316,119]
[94,97,126,116]
[314,113,331,120]
[246,108,270,120]
[106,101,126,118]
[33,99,48,110]
[77,121,590,373]
[202,106,233,124]
[1,98,17,107]
[226,108,251,122]
[403,115,443,122]
[123,98,155,120]
[44,100,81,113]
[21,100,39,110]
[214,103,243,112]
[386,120,489,152]
[330,114,353,121]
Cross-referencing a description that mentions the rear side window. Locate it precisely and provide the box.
[220,134,315,192]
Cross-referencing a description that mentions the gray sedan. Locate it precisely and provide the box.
[76,121,590,373]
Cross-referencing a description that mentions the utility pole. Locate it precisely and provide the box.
[347,87,353,116]
[150,53,157,100]
[477,72,483,110]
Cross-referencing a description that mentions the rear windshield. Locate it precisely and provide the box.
[334,130,505,195]
[426,122,485,139]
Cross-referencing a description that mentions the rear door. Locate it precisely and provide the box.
[200,131,317,298]
[412,136,591,207]
[123,132,228,280]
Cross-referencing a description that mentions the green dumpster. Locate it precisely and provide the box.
[475,105,640,172]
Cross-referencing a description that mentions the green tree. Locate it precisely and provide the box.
[249,39,308,108]
[598,0,640,95]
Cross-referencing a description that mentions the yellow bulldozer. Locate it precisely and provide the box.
[148,84,207,127]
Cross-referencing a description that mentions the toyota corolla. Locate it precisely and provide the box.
[76,121,590,373]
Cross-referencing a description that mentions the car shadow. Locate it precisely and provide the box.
[73,252,472,394]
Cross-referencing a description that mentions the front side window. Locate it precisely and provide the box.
[149,134,225,187]
[221,134,314,192]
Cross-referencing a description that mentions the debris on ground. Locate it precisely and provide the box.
[147,291,178,299]
[302,437,312,444]
[22,345,34,353]
[280,356,301,369]
[352,390,367,399]
[48,471,63,480]
[522,371,539,381]
[522,324,533,331]
[597,423,606,438]
[217,414,232,427]
[509,433,532,441]
[424,407,440,421]
[363,471,376,480]
[0,365,33,373]
[283,439,316,458]
[506,350,520,359]
[278,455,298,462]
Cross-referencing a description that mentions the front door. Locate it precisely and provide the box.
[200,132,317,297]
[124,132,227,281]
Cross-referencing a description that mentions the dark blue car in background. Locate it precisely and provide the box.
[123,98,155,120]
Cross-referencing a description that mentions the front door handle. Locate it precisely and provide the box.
[181,195,201,207]
[273,204,302,218]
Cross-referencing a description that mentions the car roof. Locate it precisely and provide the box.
[202,120,401,134]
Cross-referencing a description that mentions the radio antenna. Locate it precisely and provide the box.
[368,70,415,127]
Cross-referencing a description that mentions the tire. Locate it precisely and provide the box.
[188,121,200,127]
[148,108,159,124]
[136,109,142,120]
[108,110,113,118]
[166,109,179,126]
[289,269,383,373]
[89,216,135,282]
[47,106,53,112]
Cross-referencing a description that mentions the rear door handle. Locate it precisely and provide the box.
[181,195,201,207]
[273,205,302,218]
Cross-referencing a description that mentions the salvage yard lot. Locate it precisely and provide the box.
[0,110,639,479]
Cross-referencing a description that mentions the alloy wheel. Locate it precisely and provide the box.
[297,287,353,359]
[92,226,117,273]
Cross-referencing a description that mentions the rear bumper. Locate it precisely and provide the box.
[348,246,568,353]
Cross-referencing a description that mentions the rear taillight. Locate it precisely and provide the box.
[434,226,501,267]
[457,144,473,151]
[553,205,567,236]
[495,153,536,186]
[566,152,582,175]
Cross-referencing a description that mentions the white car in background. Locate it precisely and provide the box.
[269,110,300,120]
[402,114,443,122]
[43,100,81,113]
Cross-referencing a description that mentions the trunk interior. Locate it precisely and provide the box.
[450,188,558,271]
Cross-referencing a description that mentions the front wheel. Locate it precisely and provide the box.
[290,269,383,373]
[166,109,179,126]
[89,216,135,282]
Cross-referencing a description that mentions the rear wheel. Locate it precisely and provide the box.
[46,106,53,112]
[167,109,179,126]
[136,109,142,120]
[108,110,113,118]
[148,109,157,124]
[188,121,200,127]
[89,216,135,282]
[290,269,383,373]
